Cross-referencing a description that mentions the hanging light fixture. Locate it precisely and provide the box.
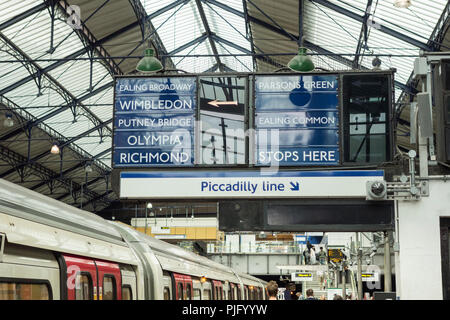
[287,47,315,72]
[394,0,411,8]
[50,143,60,155]
[136,48,163,73]
[3,113,14,127]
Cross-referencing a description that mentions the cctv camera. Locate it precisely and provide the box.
[369,252,376,258]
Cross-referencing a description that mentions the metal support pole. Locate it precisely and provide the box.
[334,269,339,288]
[145,206,148,234]
[384,231,392,292]
[356,233,363,300]
[341,268,346,298]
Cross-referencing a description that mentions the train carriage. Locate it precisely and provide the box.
[0,178,266,300]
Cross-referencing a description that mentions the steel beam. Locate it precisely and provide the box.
[0,81,113,142]
[195,0,224,71]
[29,148,112,191]
[168,34,209,56]
[353,0,373,69]
[0,143,108,207]
[309,0,432,51]
[0,118,112,179]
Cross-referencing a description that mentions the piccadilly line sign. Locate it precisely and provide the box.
[120,170,384,199]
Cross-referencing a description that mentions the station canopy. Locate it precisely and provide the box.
[0,0,448,212]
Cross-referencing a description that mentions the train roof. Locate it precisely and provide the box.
[0,178,124,245]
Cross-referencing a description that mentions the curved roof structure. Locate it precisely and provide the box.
[0,0,448,212]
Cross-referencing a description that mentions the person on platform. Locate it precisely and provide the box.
[318,247,327,265]
[283,283,294,300]
[310,246,317,264]
[266,281,278,300]
[305,289,317,300]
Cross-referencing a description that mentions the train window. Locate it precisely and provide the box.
[122,286,132,300]
[103,275,116,300]
[163,287,171,300]
[0,282,50,300]
[193,288,201,300]
[177,282,183,300]
[75,273,93,300]
[185,283,192,300]
[203,289,211,300]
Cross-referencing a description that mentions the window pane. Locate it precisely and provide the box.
[122,286,132,300]
[193,288,201,300]
[199,76,247,165]
[203,289,211,300]
[185,284,191,300]
[177,283,183,300]
[0,283,50,300]
[343,74,390,163]
[164,287,170,300]
[75,274,92,300]
[103,276,116,300]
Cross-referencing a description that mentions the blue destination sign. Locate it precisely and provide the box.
[113,77,196,168]
[255,75,339,166]
[115,113,194,130]
[114,130,193,148]
[256,111,339,129]
[115,77,196,95]
[114,148,193,166]
[257,147,340,165]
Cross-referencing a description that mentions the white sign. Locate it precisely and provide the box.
[154,234,186,240]
[291,272,313,282]
[361,272,379,282]
[120,170,384,199]
[327,288,343,300]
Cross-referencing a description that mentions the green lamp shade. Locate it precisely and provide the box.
[288,47,315,72]
[136,48,163,72]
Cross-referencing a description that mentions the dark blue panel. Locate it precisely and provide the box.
[115,95,196,113]
[115,77,197,95]
[113,148,194,167]
[257,129,339,147]
[255,147,340,166]
[114,130,194,149]
[256,111,339,129]
[255,75,338,93]
[115,113,195,130]
[121,170,384,178]
[255,92,338,111]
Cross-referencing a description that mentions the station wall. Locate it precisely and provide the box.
[397,180,450,299]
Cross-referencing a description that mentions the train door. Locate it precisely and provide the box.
[202,280,212,300]
[63,254,97,300]
[212,280,223,300]
[230,283,235,300]
[192,278,202,300]
[173,273,193,300]
[96,260,121,300]
[223,281,230,300]
[184,275,193,300]
[120,265,136,300]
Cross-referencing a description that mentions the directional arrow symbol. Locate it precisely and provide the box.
[207,100,238,108]
[289,182,300,191]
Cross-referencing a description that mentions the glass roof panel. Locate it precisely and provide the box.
[148,0,204,54]
[0,0,42,25]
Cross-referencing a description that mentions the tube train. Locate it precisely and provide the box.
[0,179,266,300]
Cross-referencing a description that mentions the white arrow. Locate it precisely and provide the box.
[207,100,238,108]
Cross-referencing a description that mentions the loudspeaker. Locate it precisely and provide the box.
[417,92,433,138]
[218,200,264,232]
